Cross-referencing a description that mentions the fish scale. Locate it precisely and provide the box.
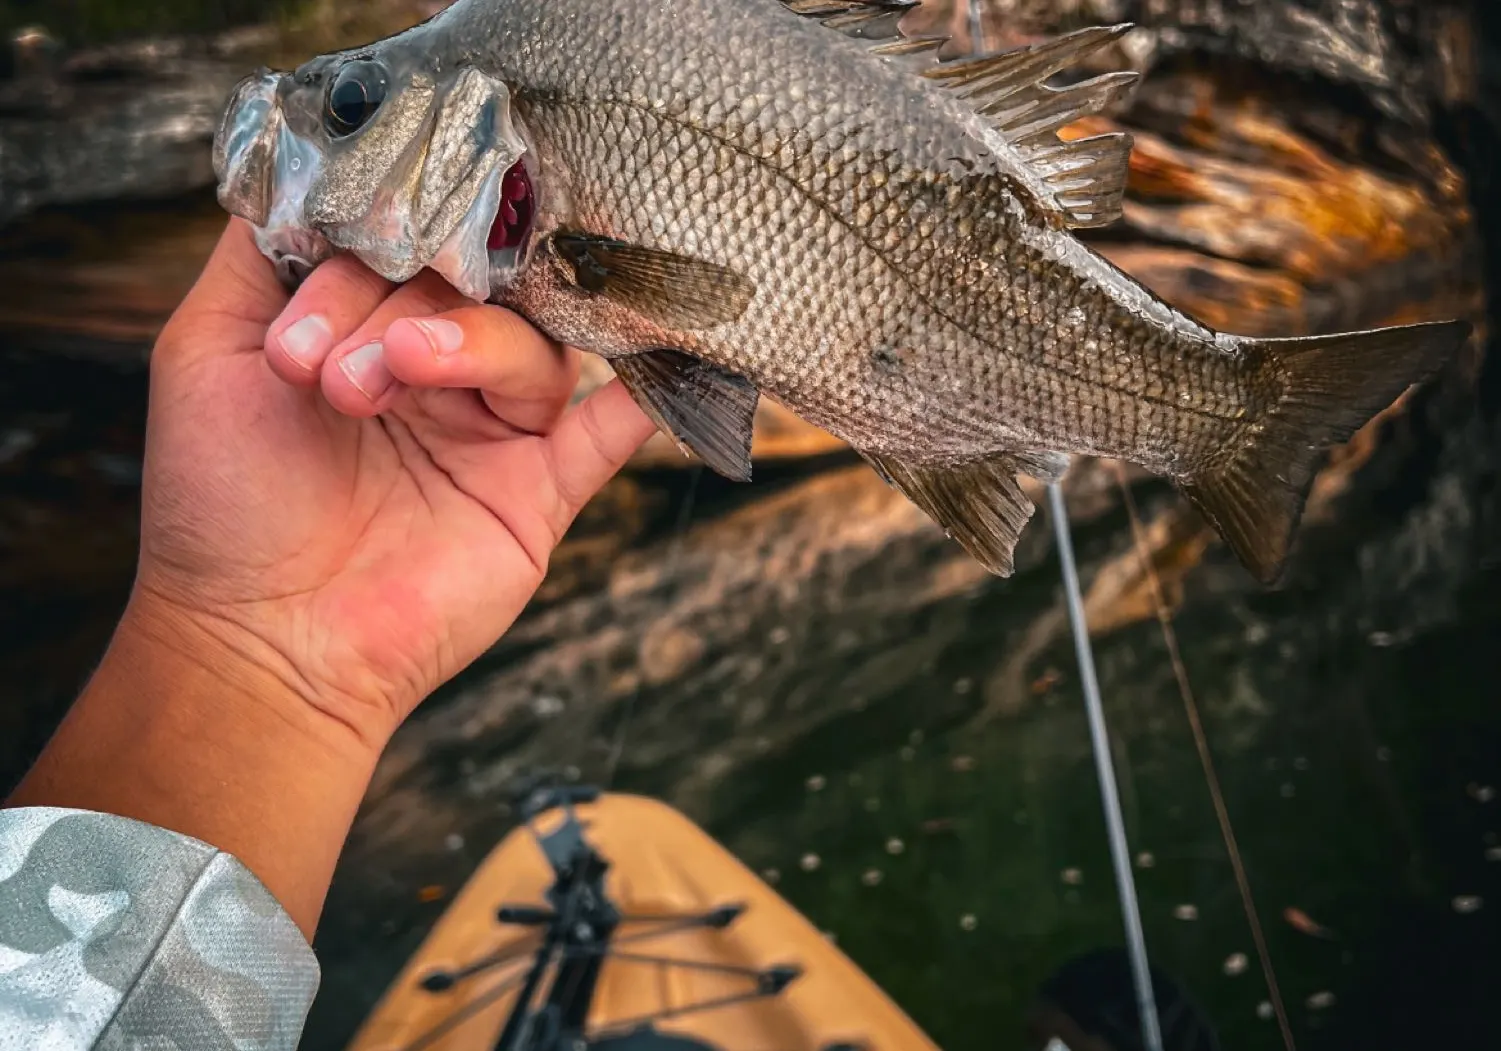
[212,0,1470,583]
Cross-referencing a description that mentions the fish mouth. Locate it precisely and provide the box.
[213,65,533,302]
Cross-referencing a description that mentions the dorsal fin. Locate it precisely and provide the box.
[780,3,1140,229]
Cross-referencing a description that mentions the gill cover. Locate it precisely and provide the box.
[213,62,527,302]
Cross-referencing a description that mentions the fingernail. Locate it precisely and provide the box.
[339,341,394,401]
[412,318,464,358]
[277,314,333,371]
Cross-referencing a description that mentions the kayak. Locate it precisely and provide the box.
[346,784,942,1051]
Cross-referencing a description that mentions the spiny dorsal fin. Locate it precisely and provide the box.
[613,350,760,482]
[860,450,1038,577]
[781,3,1139,229]
[922,25,1140,229]
[781,0,919,42]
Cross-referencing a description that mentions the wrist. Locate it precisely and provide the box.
[7,589,388,937]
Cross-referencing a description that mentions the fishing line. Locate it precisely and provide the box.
[603,463,703,788]
[1047,481,1166,1051]
[1111,463,1297,1051]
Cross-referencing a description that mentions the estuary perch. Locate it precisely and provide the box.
[212,0,1471,583]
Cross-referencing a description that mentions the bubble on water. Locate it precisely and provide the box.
[862,869,883,887]
[762,868,781,885]
[1173,904,1199,921]
[1280,783,1296,799]
[951,755,976,773]
[1293,756,1310,771]
[563,765,581,782]
[1484,847,1501,862]
[800,853,821,872]
[1136,852,1156,869]
[806,774,826,792]
[444,833,465,852]
[1061,868,1083,885]
[899,746,916,761]
[1453,895,1484,914]
[1376,746,1392,762]
[886,837,906,855]
[531,695,564,718]
[1306,991,1336,1010]
[1467,783,1496,803]
[953,677,973,695]
[1256,1002,1274,1020]
[768,626,790,645]
[1223,953,1248,976]
[1368,631,1395,647]
[959,913,978,931]
[864,797,881,813]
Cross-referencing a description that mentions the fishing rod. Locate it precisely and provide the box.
[402,773,816,1051]
[1047,482,1166,1051]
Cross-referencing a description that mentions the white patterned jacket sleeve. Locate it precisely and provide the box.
[0,807,319,1050]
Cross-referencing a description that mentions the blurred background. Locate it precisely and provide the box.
[1,1,1499,1049]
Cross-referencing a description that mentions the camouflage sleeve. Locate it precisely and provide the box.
[0,806,319,1050]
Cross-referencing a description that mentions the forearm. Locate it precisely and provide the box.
[6,593,384,940]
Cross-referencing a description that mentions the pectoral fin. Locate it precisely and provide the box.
[553,234,757,331]
[861,451,1038,576]
[613,350,760,481]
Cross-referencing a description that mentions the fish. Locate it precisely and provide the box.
[211,0,1472,584]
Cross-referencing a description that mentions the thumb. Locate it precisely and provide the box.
[159,217,290,360]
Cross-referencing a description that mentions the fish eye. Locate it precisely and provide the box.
[325,60,389,138]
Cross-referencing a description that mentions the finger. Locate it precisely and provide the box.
[159,218,288,360]
[382,307,580,435]
[542,378,656,534]
[319,270,474,418]
[263,255,396,387]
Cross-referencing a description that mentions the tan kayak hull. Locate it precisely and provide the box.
[346,793,941,1051]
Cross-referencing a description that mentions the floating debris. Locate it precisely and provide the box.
[1484,847,1501,861]
[953,677,974,695]
[1030,668,1063,695]
[864,797,881,813]
[762,868,781,885]
[1368,631,1396,647]
[1280,783,1297,799]
[1061,868,1083,885]
[1173,904,1199,921]
[862,869,883,887]
[1244,623,1270,645]
[417,885,446,904]
[1453,895,1484,914]
[959,914,978,931]
[1376,746,1392,762]
[1136,851,1156,869]
[768,626,791,645]
[1293,756,1310,771]
[1306,991,1336,1011]
[950,755,976,773]
[1284,906,1336,940]
[443,833,465,852]
[922,817,957,834]
[806,774,826,792]
[1256,1002,1274,1020]
[886,838,906,856]
[1223,953,1248,976]
[1467,783,1496,803]
[899,746,916,762]
[562,765,581,782]
[800,853,821,872]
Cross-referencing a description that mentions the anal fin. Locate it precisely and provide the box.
[612,350,760,482]
[862,451,1038,576]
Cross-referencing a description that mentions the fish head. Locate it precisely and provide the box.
[213,37,535,302]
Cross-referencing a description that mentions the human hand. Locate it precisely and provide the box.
[135,217,654,748]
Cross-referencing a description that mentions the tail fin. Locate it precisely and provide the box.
[1181,319,1471,585]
